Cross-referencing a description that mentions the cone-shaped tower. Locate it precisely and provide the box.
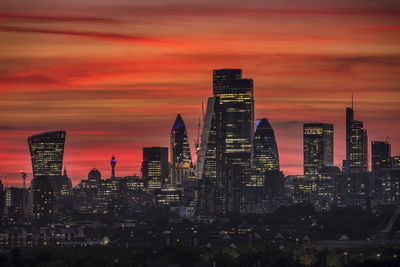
[171,113,192,164]
[170,113,192,185]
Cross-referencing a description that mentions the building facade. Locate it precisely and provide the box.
[27,131,66,178]
[141,147,169,189]
[170,113,193,185]
[348,120,368,173]
[213,69,254,214]
[303,123,334,179]
[371,140,391,172]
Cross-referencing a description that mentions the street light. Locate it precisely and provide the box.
[344,252,348,265]
[377,253,381,261]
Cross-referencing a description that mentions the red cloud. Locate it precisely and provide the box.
[0,13,119,23]
[0,26,178,46]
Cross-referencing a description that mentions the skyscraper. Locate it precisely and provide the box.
[141,147,169,189]
[343,106,354,173]
[213,69,254,213]
[250,118,280,187]
[197,69,254,214]
[197,96,223,213]
[372,140,391,171]
[349,120,368,173]
[27,131,66,178]
[198,69,254,213]
[303,123,334,179]
[28,131,65,222]
[170,113,192,185]
[343,99,368,174]
[247,118,283,205]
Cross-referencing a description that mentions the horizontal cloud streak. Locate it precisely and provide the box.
[0,26,177,46]
[0,12,119,23]
[100,5,400,18]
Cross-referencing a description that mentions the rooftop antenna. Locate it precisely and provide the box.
[352,93,354,110]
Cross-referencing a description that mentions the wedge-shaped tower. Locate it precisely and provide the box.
[170,113,193,184]
[197,96,224,213]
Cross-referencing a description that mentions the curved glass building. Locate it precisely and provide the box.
[27,131,66,178]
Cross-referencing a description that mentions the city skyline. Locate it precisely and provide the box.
[0,74,398,187]
[1,0,400,185]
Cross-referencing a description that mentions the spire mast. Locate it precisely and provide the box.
[352,93,354,110]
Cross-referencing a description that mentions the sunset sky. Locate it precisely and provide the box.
[1,0,399,186]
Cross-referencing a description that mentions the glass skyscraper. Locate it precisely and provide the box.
[349,120,368,173]
[198,69,254,214]
[343,106,354,173]
[170,113,192,185]
[141,147,169,189]
[343,102,368,174]
[303,123,334,179]
[247,118,283,203]
[197,96,223,213]
[27,131,66,178]
[250,118,280,187]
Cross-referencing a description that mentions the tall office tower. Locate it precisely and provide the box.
[250,118,280,186]
[27,131,66,178]
[141,147,169,189]
[248,118,283,203]
[349,120,368,173]
[343,106,354,173]
[197,96,223,213]
[213,69,254,213]
[303,123,334,179]
[170,113,192,185]
[111,155,116,179]
[372,141,391,171]
[28,131,65,222]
